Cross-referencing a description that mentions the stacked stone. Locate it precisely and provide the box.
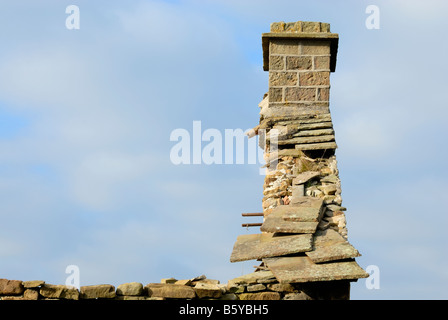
[229,21,368,300]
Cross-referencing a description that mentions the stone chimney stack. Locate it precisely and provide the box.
[229,21,368,300]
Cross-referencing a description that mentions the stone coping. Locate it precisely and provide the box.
[262,32,339,72]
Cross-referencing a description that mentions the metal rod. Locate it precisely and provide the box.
[242,223,263,227]
[241,213,264,217]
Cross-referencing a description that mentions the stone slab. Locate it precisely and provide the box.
[261,210,318,234]
[0,279,24,295]
[145,283,196,299]
[116,282,143,296]
[230,233,313,262]
[22,280,45,288]
[263,256,369,283]
[282,199,325,223]
[305,229,361,263]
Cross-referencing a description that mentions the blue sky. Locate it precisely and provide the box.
[0,0,447,299]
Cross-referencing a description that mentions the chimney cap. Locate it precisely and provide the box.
[262,21,339,72]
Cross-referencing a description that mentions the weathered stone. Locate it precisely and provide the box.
[263,256,369,283]
[267,283,296,293]
[22,280,45,288]
[1,296,26,300]
[306,229,361,263]
[269,87,283,102]
[278,134,335,146]
[301,21,321,33]
[238,292,281,300]
[262,104,330,119]
[246,284,266,292]
[283,292,313,300]
[228,271,276,286]
[220,293,238,300]
[293,128,334,137]
[326,204,346,211]
[292,171,321,185]
[261,210,319,234]
[292,184,304,198]
[40,284,79,300]
[283,199,325,223]
[285,87,316,102]
[175,279,192,286]
[23,289,39,300]
[299,71,330,86]
[314,56,330,70]
[318,184,337,195]
[301,40,331,55]
[317,88,330,101]
[0,279,24,295]
[145,283,196,299]
[269,72,298,86]
[161,278,177,284]
[286,56,312,70]
[270,39,299,55]
[80,284,115,299]
[115,296,158,300]
[270,22,285,33]
[230,232,312,262]
[295,141,337,151]
[269,55,285,70]
[194,282,222,299]
[116,282,143,296]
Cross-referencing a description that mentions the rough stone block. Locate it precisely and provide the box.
[23,289,39,300]
[305,229,361,263]
[314,56,330,70]
[40,284,79,300]
[194,283,223,299]
[261,211,319,234]
[238,292,281,300]
[22,280,45,288]
[301,40,331,55]
[269,72,298,86]
[230,233,313,262]
[269,55,285,70]
[286,56,312,70]
[116,282,143,296]
[269,87,283,102]
[299,71,330,86]
[270,21,285,32]
[80,284,116,299]
[263,256,369,283]
[317,88,330,101]
[0,279,24,295]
